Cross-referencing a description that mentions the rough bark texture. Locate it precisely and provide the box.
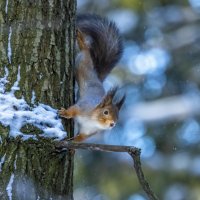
[0,0,76,199]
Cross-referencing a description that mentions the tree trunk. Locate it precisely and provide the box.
[0,0,76,199]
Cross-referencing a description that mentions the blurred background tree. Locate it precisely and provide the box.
[74,0,200,200]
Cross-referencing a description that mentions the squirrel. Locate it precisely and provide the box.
[59,14,125,142]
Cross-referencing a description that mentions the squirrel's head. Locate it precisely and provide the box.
[92,89,125,129]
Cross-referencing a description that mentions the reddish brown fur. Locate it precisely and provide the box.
[73,133,88,142]
[59,106,80,119]
[59,15,124,142]
[92,104,118,127]
[77,30,88,50]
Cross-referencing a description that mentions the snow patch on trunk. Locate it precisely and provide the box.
[0,67,67,140]
[6,173,14,200]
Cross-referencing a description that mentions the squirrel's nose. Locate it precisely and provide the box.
[110,122,115,127]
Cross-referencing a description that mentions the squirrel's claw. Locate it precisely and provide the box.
[59,107,72,119]
[59,105,80,119]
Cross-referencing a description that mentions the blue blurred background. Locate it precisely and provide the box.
[74,0,200,199]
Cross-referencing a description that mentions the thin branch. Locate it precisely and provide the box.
[56,141,159,200]
[128,150,159,200]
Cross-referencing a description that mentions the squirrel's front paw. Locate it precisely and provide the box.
[59,108,72,119]
[59,105,80,119]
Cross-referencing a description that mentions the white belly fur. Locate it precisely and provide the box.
[76,115,108,135]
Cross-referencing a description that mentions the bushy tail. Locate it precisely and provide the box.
[77,14,123,81]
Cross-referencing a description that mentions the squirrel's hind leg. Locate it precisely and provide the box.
[65,133,88,142]
[73,133,88,142]
[59,105,80,119]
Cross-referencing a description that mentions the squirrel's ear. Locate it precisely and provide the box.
[115,94,125,110]
[96,88,117,108]
[105,88,117,105]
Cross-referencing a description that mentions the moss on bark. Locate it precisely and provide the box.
[0,0,76,199]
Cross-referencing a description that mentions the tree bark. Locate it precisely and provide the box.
[0,0,76,199]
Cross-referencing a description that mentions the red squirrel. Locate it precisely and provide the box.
[59,14,125,142]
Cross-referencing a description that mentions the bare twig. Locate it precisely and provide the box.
[56,141,159,200]
[128,150,159,200]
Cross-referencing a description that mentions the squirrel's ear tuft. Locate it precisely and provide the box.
[96,88,117,108]
[115,94,125,110]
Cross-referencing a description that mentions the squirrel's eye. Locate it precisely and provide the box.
[103,110,109,115]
